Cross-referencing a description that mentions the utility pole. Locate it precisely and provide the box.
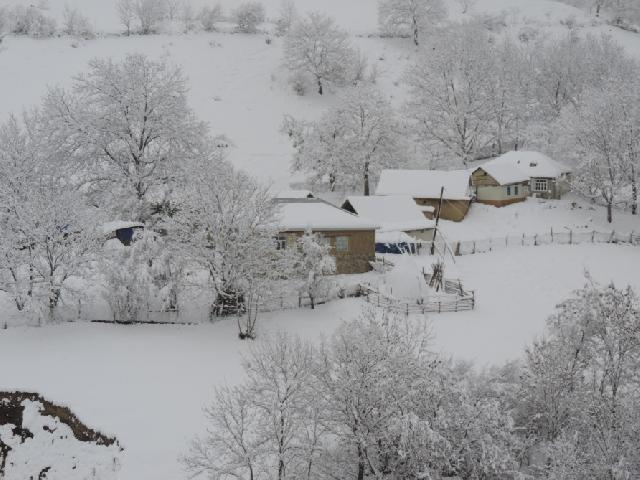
[430,186,445,256]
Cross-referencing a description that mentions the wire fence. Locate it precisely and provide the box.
[441,229,640,257]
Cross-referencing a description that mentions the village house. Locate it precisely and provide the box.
[341,195,436,253]
[472,151,572,205]
[376,169,472,222]
[274,197,378,274]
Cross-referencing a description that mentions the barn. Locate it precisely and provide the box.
[376,169,472,222]
[274,198,378,274]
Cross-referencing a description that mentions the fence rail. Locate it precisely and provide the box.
[438,229,640,257]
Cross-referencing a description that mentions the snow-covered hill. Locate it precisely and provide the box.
[1,0,639,189]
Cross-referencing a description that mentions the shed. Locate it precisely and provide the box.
[341,195,435,253]
[376,169,472,222]
[471,159,530,207]
[274,198,378,274]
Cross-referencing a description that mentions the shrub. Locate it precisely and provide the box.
[233,2,265,33]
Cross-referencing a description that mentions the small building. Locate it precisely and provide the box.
[471,160,530,207]
[376,169,472,222]
[102,221,144,246]
[275,198,378,274]
[493,151,572,200]
[341,195,436,253]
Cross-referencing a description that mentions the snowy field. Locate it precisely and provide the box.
[1,242,638,479]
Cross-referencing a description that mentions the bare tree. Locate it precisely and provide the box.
[116,0,134,35]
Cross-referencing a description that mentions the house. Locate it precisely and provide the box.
[472,151,572,205]
[471,160,530,207]
[274,198,378,274]
[491,151,572,200]
[102,221,144,246]
[376,169,472,222]
[340,195,436,253]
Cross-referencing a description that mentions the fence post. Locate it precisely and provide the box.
[522,233,525,246]
[534,234,538,246]
[630,231,634,244]
[472,291,475,309]
[438,302,441,313]
[489,237,493,252]
[455,242,461,256]
[592,230,595,243]
[609,230,615,243]
[472,241,476,254]
[551,227,554,243]
[569,229,573,245]
[505,236,508,247]
[406,303,409,317]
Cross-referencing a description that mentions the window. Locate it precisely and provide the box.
[514,185,519,196]
[506,186,511,196]
[335,236,349,252]
[275,236,286,250]
[534,178,548,192]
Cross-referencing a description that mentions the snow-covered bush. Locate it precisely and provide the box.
[232,1,265,33]
[62,5,95,39]
[198,4,222,32]
[295,231,336,309]
[8,5,56,37]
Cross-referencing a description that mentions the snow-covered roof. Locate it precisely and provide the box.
[376,169,471,200]
[479,151,571,184]
[376,231,422,244]
[342,195,435,233]
[500,151,571,178]
[275,198,378,232]
[275,189,314,199]
[101,221,144,234]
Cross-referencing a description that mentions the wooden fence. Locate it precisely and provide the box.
[428,229,640,257]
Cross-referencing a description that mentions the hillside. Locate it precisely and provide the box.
[1,0,639,189]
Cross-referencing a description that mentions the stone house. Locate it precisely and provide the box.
[274,198,378,274]
[376,169,472,222]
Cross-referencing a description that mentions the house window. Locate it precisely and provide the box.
[514,185,519,196]
[275,236,286,250]
[534,179,548,192]
[335,236,349,252]
[506,186,511,196]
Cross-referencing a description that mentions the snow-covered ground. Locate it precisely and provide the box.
[439,194,640,242]
[1,242,638,479]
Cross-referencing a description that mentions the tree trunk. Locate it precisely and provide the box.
[607,201,613,223]
[631,164,637,215]
[363,162,370,196]
[412,17,419,46]
[317,77,323,95]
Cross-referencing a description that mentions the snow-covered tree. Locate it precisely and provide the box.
[42,54,208,223]
[116,0,134,35]
[274,0,297,37]
[0,114,101,322]
[133,0,166,34]
[233,1,265,34]
[296,231,335,310]
[405,22,495,167]
[284,13,357,95]
[378,0,447,45]
[287,85,404,194]
[198,4,222,32]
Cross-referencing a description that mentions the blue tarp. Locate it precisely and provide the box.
[375,242,421,254]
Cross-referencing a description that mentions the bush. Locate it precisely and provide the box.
[233,2,265,33]
[62,5,95,39]
[199,4,222,32]
[9,6,57,37]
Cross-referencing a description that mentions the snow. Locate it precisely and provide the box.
[376,169,472,200]
[275,189,314,199]
[438,195,640,242]
[101,221,144,234]
[479,151,571,182]
[1,399,122,480]
[474,160,530,186]
[275,198,378,231]
[343,195,435,232]
[1,243,639,478]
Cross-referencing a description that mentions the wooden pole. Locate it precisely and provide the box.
[430,186,445,256]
